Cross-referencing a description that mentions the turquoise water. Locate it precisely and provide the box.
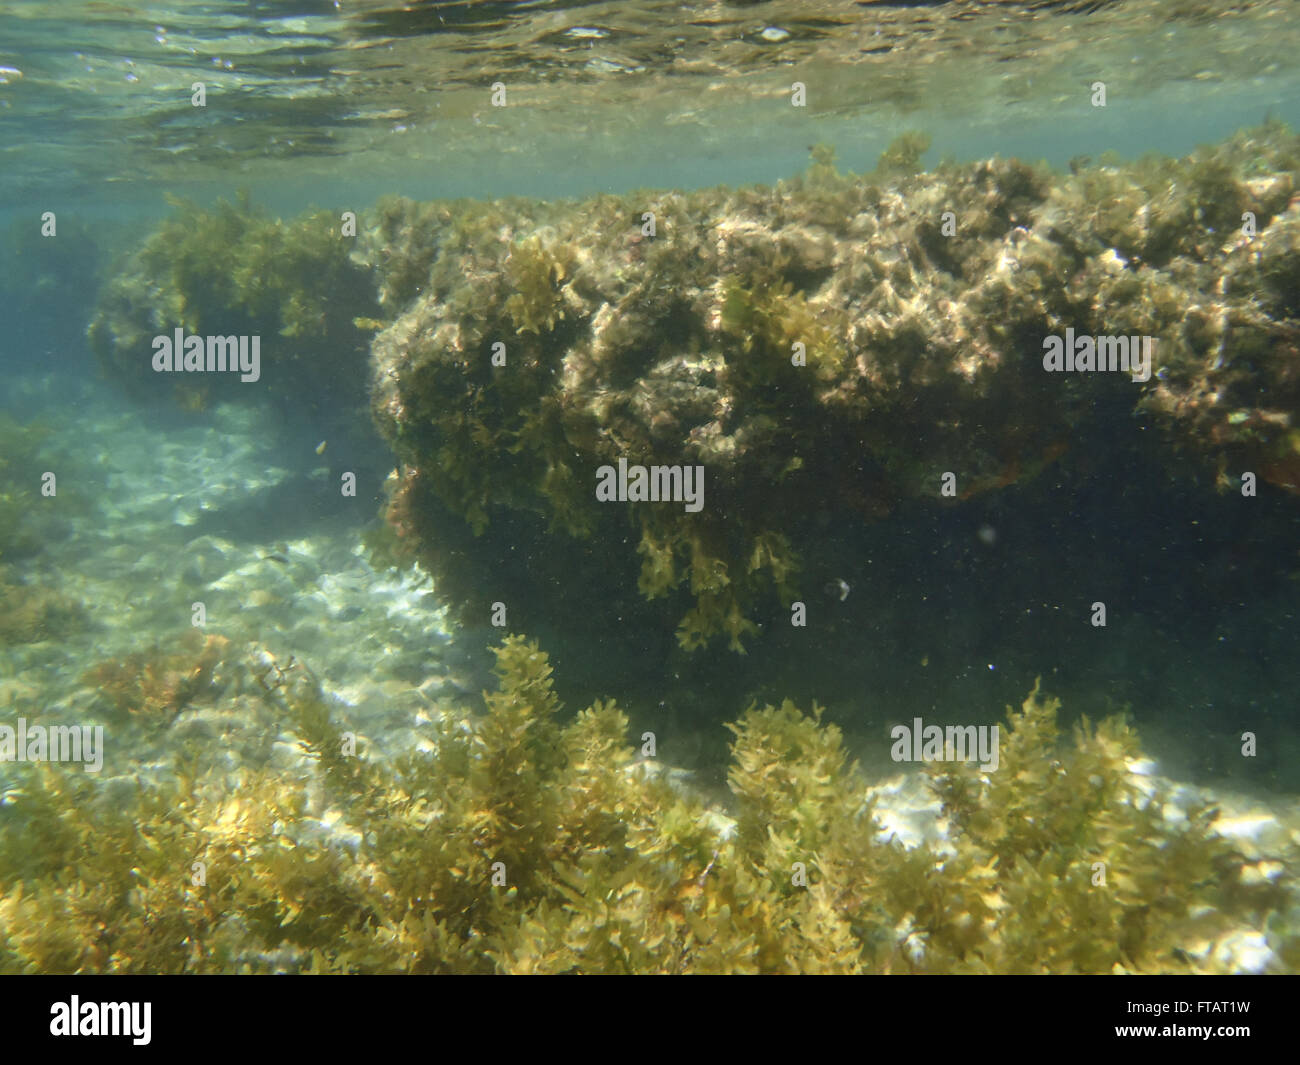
[2,0,1299,975]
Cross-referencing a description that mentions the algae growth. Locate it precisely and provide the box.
[88,191,377,420]
[87,126,1300,653]
[0,636,1292,974]
[359,125,1300,651]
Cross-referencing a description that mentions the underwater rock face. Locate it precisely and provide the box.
[84,129,1300,652]
[363,126,1300,651]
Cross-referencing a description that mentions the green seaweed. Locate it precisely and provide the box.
[873,131,932,181]
[0,637,1290,974]
[719,275,848,386]
[88,192,378,416]
[504,235,578,335]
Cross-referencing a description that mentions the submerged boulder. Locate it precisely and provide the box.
[88,192,378,424]
[363,125,1300,651]
[84,127,1300,652]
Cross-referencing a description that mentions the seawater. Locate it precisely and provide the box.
[1,0,1299,978]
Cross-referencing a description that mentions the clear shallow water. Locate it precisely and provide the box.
[2,0,1300,975]
[2,0,1299,204]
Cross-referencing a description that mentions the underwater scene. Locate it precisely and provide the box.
[1,0,1300,979]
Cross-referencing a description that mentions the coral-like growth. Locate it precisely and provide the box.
[0,638,1291,974]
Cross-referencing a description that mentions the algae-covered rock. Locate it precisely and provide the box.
[88,192,378,421]
[0,636,1290,974]
[83,130,1300,652]
[365,126,1300,650]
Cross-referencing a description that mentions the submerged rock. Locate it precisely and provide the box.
[88,191,378,425]
[83,126,1300,651]
[362,125,1300,650]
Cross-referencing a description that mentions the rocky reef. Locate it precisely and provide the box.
[362,124,1300,651]
[88,192,377,421]
[85,125,1300,652]
[0,635,1292,974]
